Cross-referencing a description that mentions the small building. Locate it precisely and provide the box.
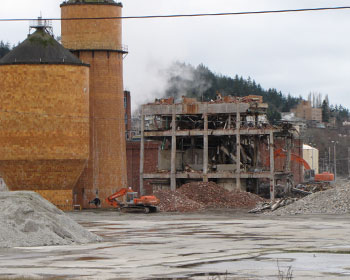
[291,100,322,123]
[303,144,319,174]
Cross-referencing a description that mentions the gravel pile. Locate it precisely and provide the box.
[155,182,264,212]
[269,182,350,215]
[0,191,102,248]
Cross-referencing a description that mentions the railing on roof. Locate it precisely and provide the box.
[61,41,129,53]
[29,17,54,36]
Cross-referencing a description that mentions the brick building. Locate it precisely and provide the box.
[291,100,322,122]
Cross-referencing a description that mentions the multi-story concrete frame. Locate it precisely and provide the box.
[61,0,128,207]
[140,99,294,200]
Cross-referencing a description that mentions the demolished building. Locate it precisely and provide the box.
[138,95,302,199]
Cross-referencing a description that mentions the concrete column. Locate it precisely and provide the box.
[269,131,275,201]
[285,137,292,172]
[254,136,259,168]
[203,113,208,182]
[139,107,145,195]
[236,109,241,190]
[171,105,177,191]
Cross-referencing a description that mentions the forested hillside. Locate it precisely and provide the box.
[163,62,349,124]
[163,62,301,123]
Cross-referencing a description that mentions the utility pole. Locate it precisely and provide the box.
[328,146,331,172]
[348,147,350,178]
[334,142,337,182]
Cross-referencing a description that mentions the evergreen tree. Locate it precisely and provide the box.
[0,41,11,59]
[321,99,330,122]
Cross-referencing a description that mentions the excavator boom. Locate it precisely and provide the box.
[274,148,311,170]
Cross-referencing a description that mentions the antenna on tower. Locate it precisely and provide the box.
[29,13,53,36]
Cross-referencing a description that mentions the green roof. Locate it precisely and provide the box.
[0,28,87,66]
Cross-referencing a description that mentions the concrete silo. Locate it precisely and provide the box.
[0,26,90,210]
[60,0,128,207]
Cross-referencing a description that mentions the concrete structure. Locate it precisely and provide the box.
[0,27,90,210]
[124,91,132,139]
[61,0,128,208]
[303,144,319,174]
[281,112,307,134]
[140,96,296,200]
[291,100,322,123]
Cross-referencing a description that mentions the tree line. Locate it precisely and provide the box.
[163,62,349,124]
[164,62,301,123]
[0,41,11,59]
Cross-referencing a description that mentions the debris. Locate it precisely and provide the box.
[155,182,264,212]
[292,187,312,196]
[269,182,350,215]
[0,192,102,248]
[153,190,204,213]
[249,198,297,213]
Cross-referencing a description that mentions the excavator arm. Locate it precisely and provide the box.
[105,188,130,208]
[274,148,311,170]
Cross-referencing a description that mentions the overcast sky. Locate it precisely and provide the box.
[1,0,349,111]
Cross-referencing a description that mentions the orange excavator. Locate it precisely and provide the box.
[106,188,160,213]
[274,148,334,183]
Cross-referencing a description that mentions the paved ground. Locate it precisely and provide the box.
[0,210,350,279]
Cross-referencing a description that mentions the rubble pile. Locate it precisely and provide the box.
[179,182,264,209]
[155,182,264,212]
[269,182,350,215]
[293,182,332,195]
[0,192,102,248]
[154,190,204,212]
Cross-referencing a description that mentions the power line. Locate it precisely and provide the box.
[0,6,349,22]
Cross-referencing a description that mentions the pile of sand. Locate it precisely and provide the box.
[0,191,102,248]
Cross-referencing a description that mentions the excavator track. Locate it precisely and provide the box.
[120,206,158,214]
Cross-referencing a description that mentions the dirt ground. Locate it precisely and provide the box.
[0,210,350,279]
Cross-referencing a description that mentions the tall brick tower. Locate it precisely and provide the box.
[60,0,128,207]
